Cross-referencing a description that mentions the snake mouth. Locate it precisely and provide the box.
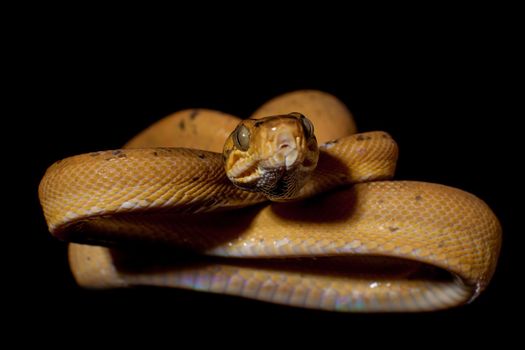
[234,166,260,183]
[227,154,291,193]
[227,156,260,184]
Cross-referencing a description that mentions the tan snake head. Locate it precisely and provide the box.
[223,112,318,200]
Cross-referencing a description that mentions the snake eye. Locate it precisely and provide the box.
[233,124,250,151]
[300,115,314,139]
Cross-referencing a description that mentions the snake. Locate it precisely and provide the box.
[39,90,501,312]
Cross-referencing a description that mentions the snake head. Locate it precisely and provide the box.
[223,112,318,200]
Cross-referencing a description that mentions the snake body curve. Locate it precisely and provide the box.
[39,90,501,312]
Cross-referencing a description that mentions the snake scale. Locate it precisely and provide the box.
[39,90,501,312]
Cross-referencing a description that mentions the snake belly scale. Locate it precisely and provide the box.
[39,90,501,312]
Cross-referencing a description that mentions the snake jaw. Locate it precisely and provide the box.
[226,152,259,184]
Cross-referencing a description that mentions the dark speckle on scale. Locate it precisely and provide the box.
[190,109,199,119]
[179,120,185,130]
[357,135,372,141]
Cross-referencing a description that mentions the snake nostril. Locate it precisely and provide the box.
[280,143,289,149]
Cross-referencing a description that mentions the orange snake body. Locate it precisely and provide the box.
[39,90,501,312]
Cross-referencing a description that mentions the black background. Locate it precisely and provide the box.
[12,14,518,342]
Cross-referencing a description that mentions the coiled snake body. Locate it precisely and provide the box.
[39,90,501,312]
